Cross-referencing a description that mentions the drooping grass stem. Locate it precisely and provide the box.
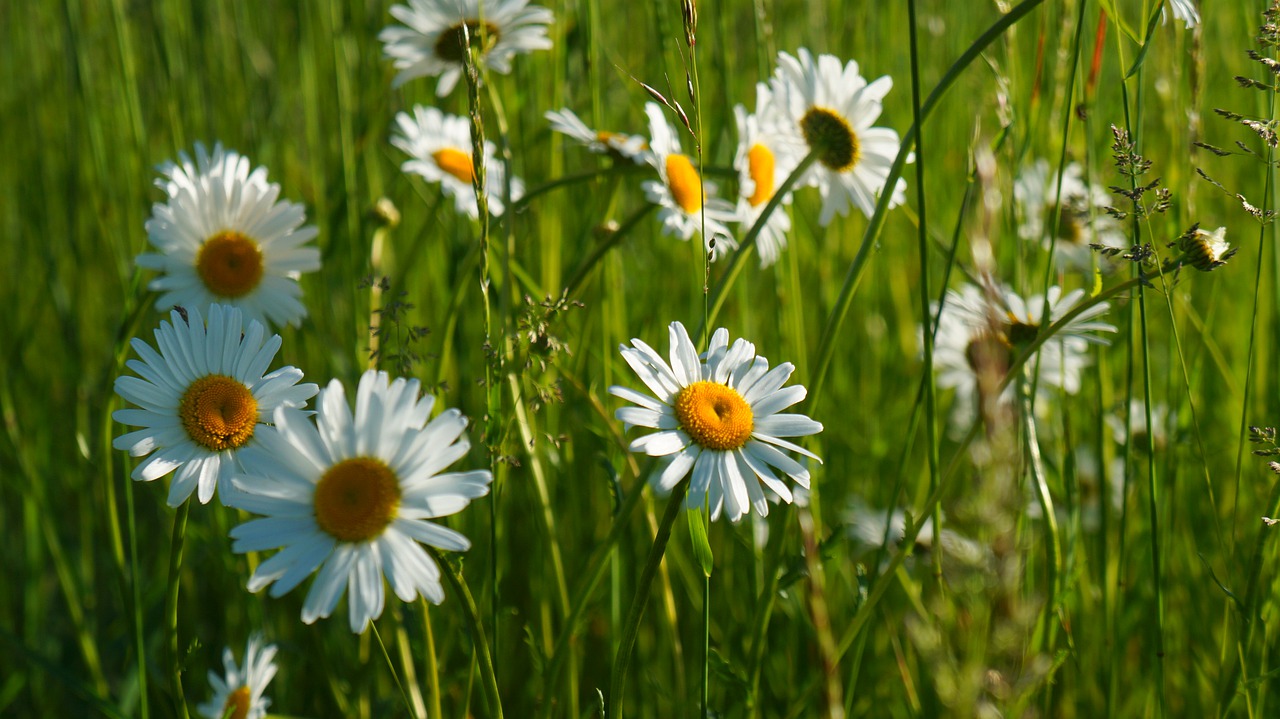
[428,548,503,719]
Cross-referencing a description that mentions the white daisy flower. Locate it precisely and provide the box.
[227,370,492,634]
[931,284,1115,431]
[380,0,553,96]
[762,48,909,226]
[1165,0,1199,28]
[140,143,321,330]
[641,103,739,260]
[196,635,278,719]
[1014,159,1126,270]
[545,107,650,164]
[112,304,318,507]
[734,83,796,268]
[608,321,824,523]
[1178,225,1236,271]
[1106,399,1172,453]
[392,105,524,219]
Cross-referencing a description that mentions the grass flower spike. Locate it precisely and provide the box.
[112,304,318,506]
[227,370,492,633]
[196,635,278,719]
[641,102,739,260]
[734,83,796,267]
[764,48,909,226]
[393,105,524,219]
[546,107,650,164]
[609,321,823,523]
[380,0,553,96]
[141,143,321,330]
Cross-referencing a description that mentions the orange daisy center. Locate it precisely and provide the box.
[674,381,754,451]
[314,457,402,543]
[178,375,258,451]
[196,231,265,298]
[666,154,703,213]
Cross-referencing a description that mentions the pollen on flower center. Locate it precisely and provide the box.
[746,143,776,207]
[432,147,475,184]
[222,686,252,719]
[196,231,265,298]
[674,381,754,451]
[435,20,500,64]
[799,106,860,172]
[666,154,704,213]
[314,457,402,543]
[179,374,258,451]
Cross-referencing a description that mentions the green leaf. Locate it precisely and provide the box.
[687,505,714,577]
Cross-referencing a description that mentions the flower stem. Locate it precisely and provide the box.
[428,548,502,719]
[164,500,190,719]
[608,477,691,718]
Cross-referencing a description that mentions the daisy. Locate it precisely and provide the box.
[762,48,909,226]
[608,321,824,523]
[392,105,524,219]
[931,284,1115,431]
[227,370,492,633]
[112,304,318,507]
[1165,0,1199,28]
[140,143,321,330]
[1177,225,1235,271]
[380,0,553,96]
[734,83,797,268]
[1014,159,1126,270]
[196,635,278,719]
[641,103,739,260]
[545,107,650,164]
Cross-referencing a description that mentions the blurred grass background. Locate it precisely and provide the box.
[3,0,1280,716]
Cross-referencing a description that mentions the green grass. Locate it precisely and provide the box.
[4,0,1280,716]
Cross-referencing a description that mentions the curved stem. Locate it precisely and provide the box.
[808,0,1047,407]
[165,501,190,719]
[698,152,816,337]
[428,548,503,719]
[511,164,650,214]
[564,203,657,296]
[608,477,692,719]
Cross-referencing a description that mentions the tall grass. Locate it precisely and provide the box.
[2,0,1278,716]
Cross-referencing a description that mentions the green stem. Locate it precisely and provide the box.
[421,601,442,719]
[165,501,190,719]
[808,0,1046,407]
[608,477,692,718]
[698,152,817,337]
[429,548,503,719]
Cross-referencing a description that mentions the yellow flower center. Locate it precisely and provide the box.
[196,231,265,298]
[178,375,258,451]
[674,381,754,451]
[1004,316,1040,346]
[222,686,252,719]
[746,143,776,207]
[666,154,703,213]
[1052,206,1085,245]
[799,106,860,172]
[434,20,499,64]
[432,148,475,184]
[314,457,402,543]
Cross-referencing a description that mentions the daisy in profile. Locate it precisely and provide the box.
[931,284,1115,432]
[1177,225,1235,271]
[112,304,318,506]
[1014,159,1126,270]
[392,105,524,219]
[734,83,796,267]
[196,635,278,719]
[1165,0,1199,28]
[380,0,553,96]
[609,321,824,523]
[140,143,320,330]
[641,103,739,260]
[227,370,492,633]
[762,48,909,226]
[545,107,649,164]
